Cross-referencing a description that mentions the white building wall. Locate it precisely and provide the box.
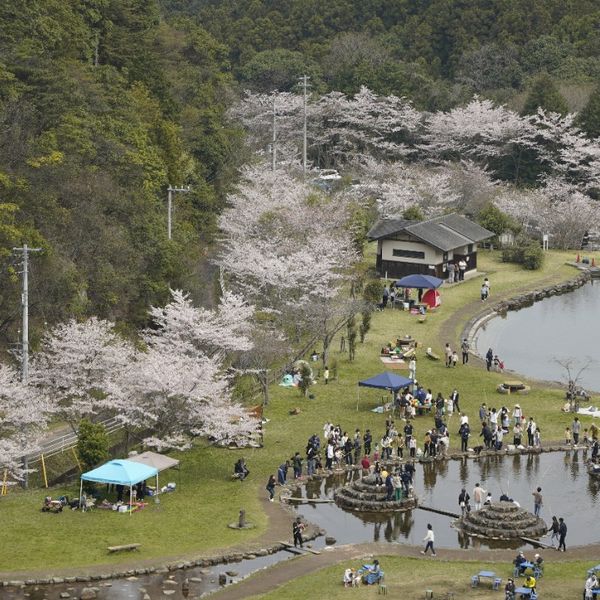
[381,239,443,264]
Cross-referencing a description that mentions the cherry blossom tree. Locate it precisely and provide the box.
[112,289,260,450]
[114,344,256,450]
[217,166,361,364]
[30,318,135,430]
[0,363,53,481]
[422,96,534,159]
[375,163,460,219]
[232,87,421,168]
[145,288,254,356]
[495,177,596,249]
[311,87,421,164]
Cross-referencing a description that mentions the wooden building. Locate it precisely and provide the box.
[367,214,494,279]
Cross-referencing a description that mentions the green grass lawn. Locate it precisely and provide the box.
[249,555,592,599]
[0,250,592,573]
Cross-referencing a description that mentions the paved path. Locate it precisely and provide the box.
[209,538,599,599]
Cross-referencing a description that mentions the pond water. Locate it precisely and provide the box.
[474,280,600,393]
[292,451,600,550]
[3,452,598,600]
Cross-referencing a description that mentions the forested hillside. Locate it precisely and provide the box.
[162,0,600,108]
[0,0,241,344]
[0,0,599,347]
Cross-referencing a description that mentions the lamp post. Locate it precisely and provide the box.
[167,185,191,240]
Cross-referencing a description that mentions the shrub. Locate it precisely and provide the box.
[522,243,544,270]
[501,236,544,270]
[77,418,109,472]
[363,279,384,304]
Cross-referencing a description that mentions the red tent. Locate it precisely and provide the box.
[422,288,441,308]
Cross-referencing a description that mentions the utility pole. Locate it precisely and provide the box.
[167,185,191,240]
[299,75,310,177]
[272,95,277,171]
[12,244,41,383]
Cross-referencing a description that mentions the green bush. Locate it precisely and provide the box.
[76,419,109,472]
[363,279,384,304]
[523,243,544,269]
[501,236,544,270]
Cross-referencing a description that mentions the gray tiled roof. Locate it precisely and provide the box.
[367,218,411,240]
[367,213,494,251]
[429,213,494,243]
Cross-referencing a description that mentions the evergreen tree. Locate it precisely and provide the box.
[522,73,568,115]
[578,84,600,139]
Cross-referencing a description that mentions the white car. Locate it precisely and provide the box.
[316,169,341,181]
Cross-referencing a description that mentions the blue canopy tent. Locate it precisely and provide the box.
[395,274,444,289]
[80,459,159,515]
[357,372,413,411]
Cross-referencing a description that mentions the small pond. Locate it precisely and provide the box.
[3,452,598,600]
[291,451,600,549]
[474,281,600,393]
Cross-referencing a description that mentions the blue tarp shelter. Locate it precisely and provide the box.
[395,274,444,289]
[357,372,413,410]
[80,459,159,515]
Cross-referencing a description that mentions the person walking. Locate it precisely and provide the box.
[486,348,493,371]
[323,366,329,385]
[450,389,460,413]
[572,416,581,446]
[458,488,470,517]
[460,339,470,364]
[292,452,303,478]
[558,517,567,551]
[459,422,470,452]
[266,474,276,502]
[532,487,543,517]
[293,517,304,548]
[444,343,453,367]
[481,283,489,301]
[421,523,436,556]
[548,515,560,547]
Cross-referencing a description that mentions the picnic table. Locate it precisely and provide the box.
[514,586,536,598]
[472,571,501,589]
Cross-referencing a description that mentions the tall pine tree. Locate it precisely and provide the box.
[522,73,568,115]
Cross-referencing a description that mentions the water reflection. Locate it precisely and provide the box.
[293,452,600,549]
[459,458,469,485]
[474,281,600,392]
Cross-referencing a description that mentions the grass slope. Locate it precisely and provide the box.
[250,556,591,599]
[0,250,589,573]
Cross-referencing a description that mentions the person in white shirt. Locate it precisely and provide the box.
[421,523,436,556]
[408,359,416,381]
[473,482,486,510]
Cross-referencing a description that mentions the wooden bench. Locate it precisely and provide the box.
[107,543,141,553]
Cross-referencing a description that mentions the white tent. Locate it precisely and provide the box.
[127,451,180,490]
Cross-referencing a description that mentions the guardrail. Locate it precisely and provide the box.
[26,416,124,462]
